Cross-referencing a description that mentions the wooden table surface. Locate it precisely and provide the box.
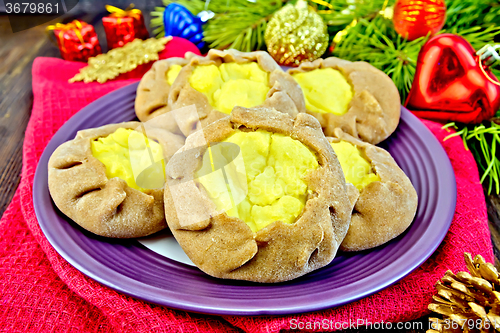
[1,11,499,333]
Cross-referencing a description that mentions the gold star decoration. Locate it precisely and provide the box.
[69,37,171,84]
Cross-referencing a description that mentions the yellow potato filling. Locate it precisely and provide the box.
[166,64,183,85]
[91,128,165,192]
[189,62,270,114]
[330,141,380,191]
[292,68,353,115]
[196,130,318,232]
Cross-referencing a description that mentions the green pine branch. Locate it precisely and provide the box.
[202,1,282,51]
[332,15,425,102]
[332,1,500,103]
[444,0,500,31]
[444,121,500,195]
[151,0,396,52]
[311,0,391,42]
[151,0,283,51]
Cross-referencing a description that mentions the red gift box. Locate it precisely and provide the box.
[103,5,149,50]
[48,20,101,62]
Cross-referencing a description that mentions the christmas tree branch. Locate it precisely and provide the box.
[150,0,398,51]
[449,25,500,51]
[150,0,282,51]
[312,0,391,40]
[332,8,500,102]
[444,0,500,32]
[444,122,500,195]
[202,3,280,51]
[332,15,426,102]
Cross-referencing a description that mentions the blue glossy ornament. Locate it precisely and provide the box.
[163,3,205,49]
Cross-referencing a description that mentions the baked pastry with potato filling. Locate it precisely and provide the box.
[289,57,401,145]
[164,106,352,283]
[167,49,306,134]
[328,128,418,251]
[48,122,184,238]
[135,53,199,122]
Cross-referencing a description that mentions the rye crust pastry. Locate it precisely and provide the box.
[164,107,352,283]
[168,49,306,124]
[329,129,418,251]
[135,53,198,125]
[48,122,184,238]
[289,57,401,144]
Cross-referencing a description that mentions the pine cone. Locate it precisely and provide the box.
[427,253,500,333]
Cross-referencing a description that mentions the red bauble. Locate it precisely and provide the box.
[405,34,500,124]
[393,0,447,41]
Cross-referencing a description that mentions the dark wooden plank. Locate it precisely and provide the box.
[0,15,59,216]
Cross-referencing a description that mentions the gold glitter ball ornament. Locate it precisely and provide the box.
[264,0,328,66]
[69,37,171,83]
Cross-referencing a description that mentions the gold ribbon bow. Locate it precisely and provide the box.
[46,20,86,52]
[106,4,142,23]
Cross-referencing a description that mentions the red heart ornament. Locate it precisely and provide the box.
[406,33,500,124]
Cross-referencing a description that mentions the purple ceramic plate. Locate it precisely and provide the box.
[34,82,456,316]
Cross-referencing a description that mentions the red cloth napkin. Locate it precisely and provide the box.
[0,37,494,332]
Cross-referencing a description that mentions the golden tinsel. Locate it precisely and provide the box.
[427,253,500,333]
[264,0,328,67]
[69,37,171,84]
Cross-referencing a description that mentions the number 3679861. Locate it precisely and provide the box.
[6,2,60,14]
